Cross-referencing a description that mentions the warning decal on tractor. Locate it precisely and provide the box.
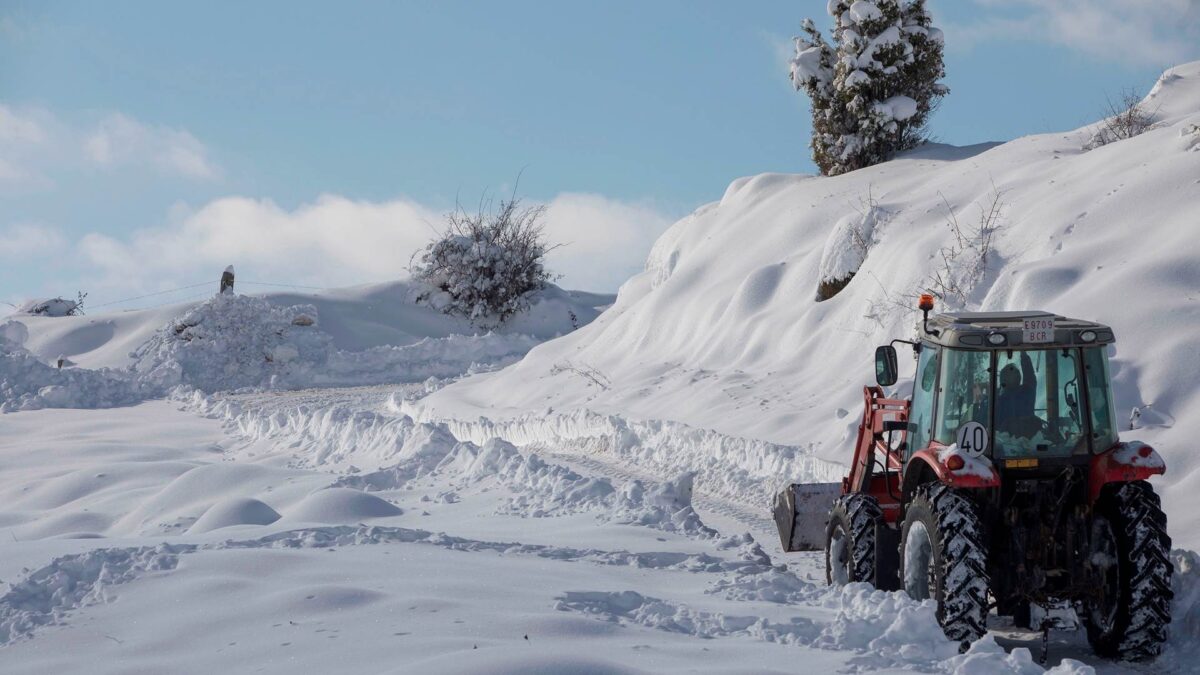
[1022,317,1055,343]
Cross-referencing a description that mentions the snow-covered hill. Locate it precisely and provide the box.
[410,63,1200,545]
[5,279,611,371]
[0,280,611,411]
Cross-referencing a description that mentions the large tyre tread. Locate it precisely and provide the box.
[903,483,990,648]
[827,493,883,586]
[1087,480,1173,662]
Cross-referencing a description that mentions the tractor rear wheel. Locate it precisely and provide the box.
[1084,480,1173,661]
[899,483,989,650]
[825,493,882,586]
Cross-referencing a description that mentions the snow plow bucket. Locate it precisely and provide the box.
[773,482,841,552]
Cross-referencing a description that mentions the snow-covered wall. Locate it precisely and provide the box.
[413,63,1200,544]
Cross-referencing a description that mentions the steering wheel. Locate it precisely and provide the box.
[996,415,1048,439]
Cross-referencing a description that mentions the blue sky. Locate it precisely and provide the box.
[2,0,1198,307]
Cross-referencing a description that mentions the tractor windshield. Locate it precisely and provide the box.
[993,349,1088,458]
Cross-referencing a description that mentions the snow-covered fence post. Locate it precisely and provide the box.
[220,265,235,295]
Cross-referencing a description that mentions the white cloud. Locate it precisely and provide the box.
[944,0,1200,66]
[71,192,677,297]
[543,194,675,291]
[0,104,221,188]
[0,105,46,145]
[0,223,66,259]
[84,113,219,179]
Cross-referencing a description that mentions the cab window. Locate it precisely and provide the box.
[934,349,991,445]
[1083,346,1119,451]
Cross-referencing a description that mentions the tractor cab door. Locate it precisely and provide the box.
[907,344,939,461]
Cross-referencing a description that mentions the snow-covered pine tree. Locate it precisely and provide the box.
[788,18,839,174]
[789,0,946,176]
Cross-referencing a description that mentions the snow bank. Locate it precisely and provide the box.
[0,340,142,413]
[399,401,844,507]
[0,543,188,645]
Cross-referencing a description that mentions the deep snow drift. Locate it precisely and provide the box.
[410,63,1200,546]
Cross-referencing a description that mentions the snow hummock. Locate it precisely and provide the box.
[187,497,282,534]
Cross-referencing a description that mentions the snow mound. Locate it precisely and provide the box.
[284,488,403,523]
[131,293,335,392]
[943,635,1092,674]
[128,293,556,393]
[608,472,717,538]
[1169,549,1200,657]
[16,297,81,317]
[440,438,618,517]
[187,497,282,534]
[0,341,142,413]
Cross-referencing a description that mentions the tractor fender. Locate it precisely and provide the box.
[903,448,1001,494]
[1088,441,1166,504]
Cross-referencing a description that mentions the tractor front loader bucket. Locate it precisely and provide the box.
[773,482,841,552]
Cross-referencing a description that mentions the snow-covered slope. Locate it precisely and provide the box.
[411,64,1200,543]
[0,280,612,410]
[5,279,611,370]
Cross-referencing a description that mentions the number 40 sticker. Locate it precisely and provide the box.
[956,421,988,458]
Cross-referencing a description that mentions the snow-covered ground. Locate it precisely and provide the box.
[0,396,1113,674]
[1,63,1198,674]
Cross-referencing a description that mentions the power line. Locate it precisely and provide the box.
[240,281,326,290]
[89,281,213,309]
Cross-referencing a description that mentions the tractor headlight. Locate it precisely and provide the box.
[987,332,1007,346]
[1079,330,1097,343]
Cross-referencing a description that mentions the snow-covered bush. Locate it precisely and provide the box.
[18,292,87,317]
[789,0,947,176]
[816,188,886,300]
[1084,88,1156,150]
[411,198,556,327]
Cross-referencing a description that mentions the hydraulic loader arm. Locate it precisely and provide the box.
[846,386,909,495]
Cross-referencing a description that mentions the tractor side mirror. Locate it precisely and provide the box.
[875,345,898,387]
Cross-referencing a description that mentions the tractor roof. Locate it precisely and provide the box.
[922,311,1115,350]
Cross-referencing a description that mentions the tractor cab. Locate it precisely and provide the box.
[876,309,1121,467]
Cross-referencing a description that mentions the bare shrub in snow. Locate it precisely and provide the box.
[789,1,948,176]
[411,197,557,327]
[551,360,611,390]
[928,188,1005,306]
[1084,88,1156,150]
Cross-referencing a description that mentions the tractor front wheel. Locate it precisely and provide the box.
[1084,480,1173,661]
[825,493,882,586]
[899,483,990,650]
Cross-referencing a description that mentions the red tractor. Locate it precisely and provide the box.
[774,297,1173,661]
